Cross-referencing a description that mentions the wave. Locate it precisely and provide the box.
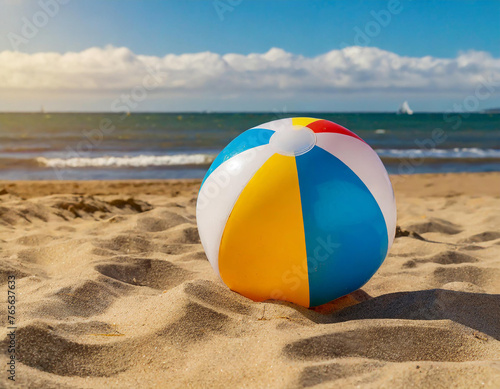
[375,148,500,160]
[13,148,500,170]
[36,153,216,168]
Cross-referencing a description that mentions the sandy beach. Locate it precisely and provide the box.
[0,172,499,388]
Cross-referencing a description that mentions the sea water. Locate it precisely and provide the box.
[0,112,499,180]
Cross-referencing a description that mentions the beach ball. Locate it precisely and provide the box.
[196,117,396,307]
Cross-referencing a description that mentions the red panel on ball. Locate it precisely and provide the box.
[306,120,366,143]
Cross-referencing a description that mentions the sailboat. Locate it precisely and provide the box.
[397,101,413,115]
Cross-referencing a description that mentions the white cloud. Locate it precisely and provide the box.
[1,45,500,97]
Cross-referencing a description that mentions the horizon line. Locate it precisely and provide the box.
[0,110,498,114]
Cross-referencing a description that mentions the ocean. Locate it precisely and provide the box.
[0,112,499,180]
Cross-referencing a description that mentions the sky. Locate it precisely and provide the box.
[1,0,500,112]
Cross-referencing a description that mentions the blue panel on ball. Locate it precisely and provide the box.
[295,146,388,307]
[200,128,274,188]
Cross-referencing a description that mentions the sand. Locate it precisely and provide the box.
[0,172,499,388]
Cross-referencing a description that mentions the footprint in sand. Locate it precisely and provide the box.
[136,211,192,232]
[164,226,201,244]
[53,197,152,219]
[298,361,385,387]
[8,323,132,377]
[94,234,153,254]
[0,263,29,284]
[95,257,192,290]
[51,279,123,318]
[402,250,478,268]
[406,218,462,235]
[433,265,499,287]
[282,323,497,363]
[459,231,500,244]
[156,301,233,345]
[159,243,201,255]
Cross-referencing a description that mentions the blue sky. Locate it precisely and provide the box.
[1,0,500,111]
[2,0,500,57]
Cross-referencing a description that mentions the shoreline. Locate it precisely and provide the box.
[0,171,498,198]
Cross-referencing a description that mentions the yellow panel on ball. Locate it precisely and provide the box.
[218,153,310,306]
[291,117,319,127]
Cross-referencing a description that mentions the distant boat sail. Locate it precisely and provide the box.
[397,101,413,115]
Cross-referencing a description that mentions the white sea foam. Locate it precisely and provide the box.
[34,148,500,169]
[36,154,216,168]
[375,148,500,159]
